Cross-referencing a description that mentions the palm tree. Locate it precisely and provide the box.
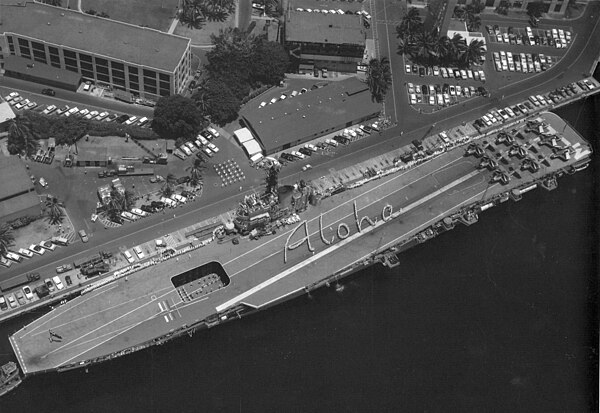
[8,116,39,157]
[186,158,206,187]
[461,39,486,67]
[397,36,416,56]
[0,224,14,256]
[412,31,436,64]
[466,13,481,32]
[46,208,65,225]
[396,7,423,39]
[264,165,280,194]
[450,33,467,57]
[160,184,174,198]
[166,173,177,188]
[181,0,205,29]
[366,57,392,103]
[432,35,451,64]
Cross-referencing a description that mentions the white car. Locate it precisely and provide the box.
[325,139,338,147]
[207,143,219,153]
[84,110,99,120]
[409,94,417,105]
[207,127,220,138]
[133,246,145,260]
[52,276,64,290]
[291,151,305,159]
[125,116,138,125]
[78,109,90,117]
[4,92,19,101]
[131,208,148,217]
[29,244,45,255]
[23,286,34,300]
[95,111,109,121]
[7,294,17,308]
[123,250,135,263]
[64,107,79,117]
[42,105,57,115]
[18,248,34,258]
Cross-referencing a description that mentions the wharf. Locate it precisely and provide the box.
[9,112,592,375]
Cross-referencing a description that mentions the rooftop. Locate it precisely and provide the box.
[241,78,381,154]
[0,2,190,72]
[0,156,34,202]
[0,102,16,124]
[285,11,366,45]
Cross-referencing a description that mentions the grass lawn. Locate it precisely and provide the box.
[174,15,236,45]
[80,0,179,32]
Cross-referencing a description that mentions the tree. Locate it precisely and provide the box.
[366,57,392,103]
[466,13,481,32]
[192,80,241,126]
[160,184,174,198]
[397,36,416,56]
[180,0,205,29]
[450,33,467,57]
[186,158,206,187]
[45,207,65,225]
[0,224,14,256]
[152,95,206,140]
[396,7,423,39]
[251,38,290,85]
[495,0,511,15]
[461,39,486,67]
[7,115,39,157]
[264,165,280,194]
[166,173,177,188]
[413,31,436,63]
[527,1,546,17]
[45,196,64,218]
[433,35,452,63]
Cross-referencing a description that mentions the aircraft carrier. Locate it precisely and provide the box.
[8,112,592,376]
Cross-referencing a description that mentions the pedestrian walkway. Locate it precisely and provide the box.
[167,18,179,34]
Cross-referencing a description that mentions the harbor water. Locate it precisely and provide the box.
[0,97,597,412]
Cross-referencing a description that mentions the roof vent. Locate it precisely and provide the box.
[61,13,64,16]
[302,115,306,118]
[47,22,51,25]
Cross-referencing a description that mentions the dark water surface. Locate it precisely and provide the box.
[0,98,598,412]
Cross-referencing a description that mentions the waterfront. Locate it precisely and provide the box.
[0,98,597,411]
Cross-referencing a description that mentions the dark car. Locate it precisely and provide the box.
[115,114,129,124]
[141,205,155,213]
[176,176,190,185]
[42,88,56,96]
[333,135,350,145]
[151,201,165,209]
[418,67,425,77]
[65,275,72,286]
[280,153,296,162]
[421,85,428,95]
[106,114,119,122]
[298,148,312,156]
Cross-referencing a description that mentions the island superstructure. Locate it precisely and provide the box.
[9,112,592,375]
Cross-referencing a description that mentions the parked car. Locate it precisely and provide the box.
[64,107,80,117]
[124,116,138,125]
[42,88,55,96]
[65,275,72,286]
[42,105,57,115]
[15,290,26,305]
[55,105,70,116]
[123,250,135,263]
[56,264,73,273]
[78,229,89,243]
[0,295,7,310]
[52,276,64,290]
[84,110,99,120]
[29,244,45,255]
[7,294,17,308]
[133,246,145,259]
[18,248,34,258]
[44,278,55,292]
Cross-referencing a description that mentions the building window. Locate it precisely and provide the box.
[554,3,562,11]
[50,54,60,68]
[65,64,78,72]
[143,69,156,78]
[129,82,139,91]
[159,81,170,90]
[95,57,108,67]
[144,85,157,94]
[33,50,47,64]
[63,49,77,59]
[65,57,77,68]
[20,47,31,59]
[80,61,93,71]
[128,66,138,75]
[97,73,110,82]
[81,69,94,79]
[79,53,92,62]
[113,77,126,87]
[144,77,157,88]
[129,74,139,84]
[96,65,109,75]
[31,41,45,52]
[159,88,170,96]
[112,61,124,71]
[159,73,170,82]
[18,38,29,48]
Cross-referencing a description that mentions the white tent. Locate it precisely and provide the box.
[234,128,254,145]
[242,139,263,157]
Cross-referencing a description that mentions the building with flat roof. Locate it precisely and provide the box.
[241,78,380,155]
[285,11,368,73]
[0,1,193,101]
[0,156,41,223]
[0,101,15,131]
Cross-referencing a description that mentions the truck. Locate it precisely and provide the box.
[0,272,41,292]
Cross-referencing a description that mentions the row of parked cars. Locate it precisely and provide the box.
[472,80,595,131]
[493,51,556,73]
[486,25,571,48]
[3,91,151,127]
[0,274,73,311]
[174,128,221,160]
[278,122,381,163]
[0,237,69,268]
[405,64,487,82]
[408,83,489,106]
[259,88,309,108]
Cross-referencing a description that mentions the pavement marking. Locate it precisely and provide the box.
[216,170,481,312]
[222,156,463,269]
[28,286,163,339]
[41,285,176,361]
[21,283,120,338]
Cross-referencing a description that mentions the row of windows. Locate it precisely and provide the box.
[9,35,186,98]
